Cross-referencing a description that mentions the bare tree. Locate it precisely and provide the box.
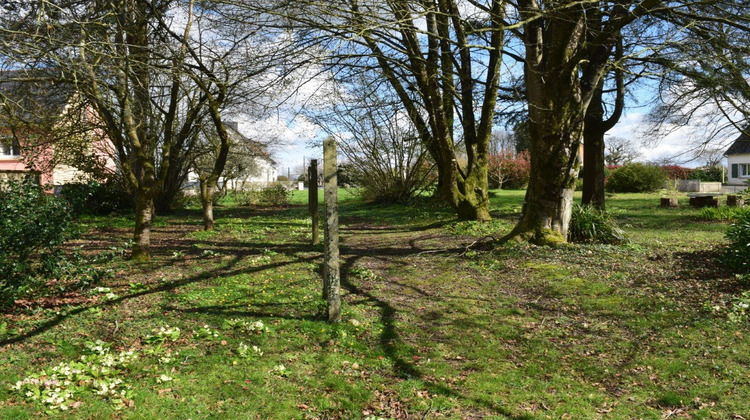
[605,137,641,166]
[252,0,506,221]
[308,73,433,203]
[191,121,271,229]
[0,0,290,260]
[640,1,750,157]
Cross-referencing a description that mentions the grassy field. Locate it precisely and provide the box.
[1,189,749,419]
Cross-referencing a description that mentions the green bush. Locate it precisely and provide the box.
[60,181,131,215]
[568,204,627,244]
[234,185,291,207]
[723,211,750,273]
[0,180,73,305]
[698,206,750,222]
[259,184,291,206]
[689,166,724,183]
[606,163,667,193]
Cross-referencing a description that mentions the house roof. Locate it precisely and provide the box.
[725,132,750,156]
[226,123,276,166]
[0,70,74,125]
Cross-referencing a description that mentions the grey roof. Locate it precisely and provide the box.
[725,132,750,156]
[226,123,276,166]
[0,70,74,125]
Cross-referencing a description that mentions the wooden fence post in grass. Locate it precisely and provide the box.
[323,138,341,322]
[308,159,319,245]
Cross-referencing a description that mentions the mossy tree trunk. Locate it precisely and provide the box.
[507,1,652,244]
[347,0,504,222]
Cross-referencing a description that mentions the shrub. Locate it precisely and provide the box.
[606,163,667,193]
[661,165,693,180]
[258,184,291,206]
[488,150,530,189]
[60,181,131,215]
[568,204,627,244]
[723,211,750,273]
[353,161,436,204]
[0,179,73,305]
[698,206,750,222]
[689,166,724,183]
[234,185,291,207]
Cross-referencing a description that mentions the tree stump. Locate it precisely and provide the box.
[689,196,719,208]
[727,195,744,207]
[660,197,678,208]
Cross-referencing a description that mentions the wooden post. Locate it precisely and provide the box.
[323,138,341,322]
[308,159,319,245]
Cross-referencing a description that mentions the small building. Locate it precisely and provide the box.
[725,132,750,186]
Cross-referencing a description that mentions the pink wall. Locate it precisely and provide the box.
[0,143,55,191]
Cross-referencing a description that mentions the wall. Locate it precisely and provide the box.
[727,154,750,186]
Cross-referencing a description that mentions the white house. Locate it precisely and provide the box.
[185,122,277,191]
[725,132,750,186]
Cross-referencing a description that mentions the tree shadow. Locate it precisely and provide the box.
[5,205,528,418]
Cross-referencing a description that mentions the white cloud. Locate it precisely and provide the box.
[607,111,738,166]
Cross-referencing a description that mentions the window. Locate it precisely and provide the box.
[0,138,20,157]
[742,164,750,178]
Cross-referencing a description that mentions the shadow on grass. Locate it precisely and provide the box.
[4,205,527,418]
[337,227,527,419]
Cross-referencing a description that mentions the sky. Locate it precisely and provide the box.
[235,106,741,179]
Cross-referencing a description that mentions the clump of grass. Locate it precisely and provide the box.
[723,211,750,272]
[656,391,684,407]
[568,204,627,244]
[697,206,750,222]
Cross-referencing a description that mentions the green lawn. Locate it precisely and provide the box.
[1,190,748,419]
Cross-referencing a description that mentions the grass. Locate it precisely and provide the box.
[1,190,749,418]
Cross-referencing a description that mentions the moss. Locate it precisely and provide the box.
[532,228,567,246]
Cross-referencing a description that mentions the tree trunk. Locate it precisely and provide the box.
[200,178,215,231]
[582,124,607,210]
[132,192,154,262]
[452,167,491,222]
[508,0,630,244]
[507,131,581,245]
[581,40,624,210]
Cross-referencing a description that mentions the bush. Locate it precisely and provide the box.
[488,150,530,189]
[689,166,724,183]
[234,185,291,207]
[568,204,627,244]
[723,211,750,273]
[60,181,131,215]
[698,206,750,222]
[0,179,74,306]
[259,184,291,206]
[661,165,693,180]
[606,163,667,193]
[353,161,436,204]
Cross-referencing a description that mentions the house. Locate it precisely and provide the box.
[0,72,115,191]
[185,121,277,191]
[724,132,750,186]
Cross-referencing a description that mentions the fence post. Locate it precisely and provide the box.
[308,159,319,245]
[323,138,341,322]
